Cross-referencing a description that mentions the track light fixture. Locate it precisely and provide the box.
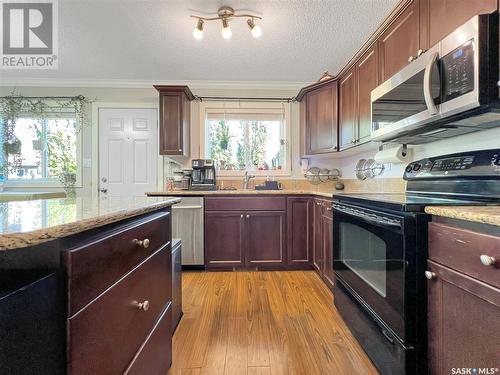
[190,6,262,40]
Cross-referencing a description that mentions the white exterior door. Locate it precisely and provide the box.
[99,108,158,197]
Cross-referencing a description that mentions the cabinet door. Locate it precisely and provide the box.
[356,44,379,144]
[426,0,497,47]
[322,213,334,291]
[159,93,183,155]
[246,211,286,268]
[306,81,338,154]
[312,200,323,274]
[204,211,245,269]
[287,197,311,266]
[427,261,500,374]
[339,68,357,150]
[379,0,420,83]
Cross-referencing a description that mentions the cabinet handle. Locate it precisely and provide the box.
[480,255,496,266]
[424,271,436,280]
[246,214,250,219]
[135,300,150,311]
[417,49,426,57]
[133,238,150,248]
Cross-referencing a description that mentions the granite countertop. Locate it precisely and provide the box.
[425,206,500,226]
[146,189,337,198]
[0,196,181,250]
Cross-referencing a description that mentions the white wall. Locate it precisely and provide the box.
[312,126,500,179]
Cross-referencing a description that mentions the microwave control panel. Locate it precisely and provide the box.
[404,149,500,179]
[441,40,475,103]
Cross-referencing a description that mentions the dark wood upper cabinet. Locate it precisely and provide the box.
[287,197,312,266]
[424,0,497,47]
[356,44,379,143]
[304,81,338,155]
[378,0,421,83]
[339,68,357,150]
[154,85,194,156]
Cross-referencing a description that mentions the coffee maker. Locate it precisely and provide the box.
[190,159,216,190]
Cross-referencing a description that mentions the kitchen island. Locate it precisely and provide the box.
[0,196,180,375]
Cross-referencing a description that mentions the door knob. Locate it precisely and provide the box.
[480,255,496,266]
[99,188,108,193]
[135,300,150,311]
[425,271,436,280]
[133,238,150,248]
[101,177,107,183]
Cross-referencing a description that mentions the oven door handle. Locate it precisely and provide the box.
[333,204,402,230]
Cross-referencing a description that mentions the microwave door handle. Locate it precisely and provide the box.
[423,51,439,115]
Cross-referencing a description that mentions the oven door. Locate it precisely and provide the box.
[333,202,410,341]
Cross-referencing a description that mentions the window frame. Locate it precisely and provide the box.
[1,114,83,188]
[199,101,292,177]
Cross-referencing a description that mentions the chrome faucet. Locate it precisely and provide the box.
[243,171,255,189]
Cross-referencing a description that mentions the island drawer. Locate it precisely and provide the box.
[205,196,286,211]
[429,222,500,288]
[65,210,171,315]
[124,302,172,375]
[67,245,171,375]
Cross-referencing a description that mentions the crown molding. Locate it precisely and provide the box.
[0,78,310,92]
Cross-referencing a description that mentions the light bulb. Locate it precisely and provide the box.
[251,25,262,38]
[221,19,232,39]
[192,19,203,40]
[247,19,262,38]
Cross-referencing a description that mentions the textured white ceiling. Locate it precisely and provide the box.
[2,0,399,84]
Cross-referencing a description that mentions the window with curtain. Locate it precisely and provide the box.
[0,96,85,187]
[203,104,289,174]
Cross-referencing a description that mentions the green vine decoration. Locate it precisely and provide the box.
[0,92,94,194]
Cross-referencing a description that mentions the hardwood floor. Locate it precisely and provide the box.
[169,271,378,375]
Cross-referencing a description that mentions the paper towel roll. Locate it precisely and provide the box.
[374,146,413,164]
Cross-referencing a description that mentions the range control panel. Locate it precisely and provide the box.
[404,149,500,180]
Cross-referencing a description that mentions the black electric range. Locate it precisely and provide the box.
[332,149,499,375]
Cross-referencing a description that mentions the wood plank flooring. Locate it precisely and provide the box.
[169,271,378,375]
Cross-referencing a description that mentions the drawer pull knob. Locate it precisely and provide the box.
[246,214,250,219]
[326,207,333,211]
[425,271,436,280]
[480,255,496,266]
[137,300,150,311]
[133,238,150,248]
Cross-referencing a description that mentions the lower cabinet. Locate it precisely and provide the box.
[246,211,287,268]
[205,208,286,270]
[312,198,334,291]
[287,197,312,267]
[204,211,245,268]
[427,221,500,374]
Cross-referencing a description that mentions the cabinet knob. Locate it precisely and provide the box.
[178,149,183,152]
[316,202,321,206]
[326,207,333,211]
[133,238,150,248]
[480,255,496,266]
[424,271,436,280]
[240,214,244,218]
[136,300,150,311]
[246,214,250,219]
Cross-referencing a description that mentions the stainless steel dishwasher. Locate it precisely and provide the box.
[171,197,204,266]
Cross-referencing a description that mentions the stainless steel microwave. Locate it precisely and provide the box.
[371,13,499,144]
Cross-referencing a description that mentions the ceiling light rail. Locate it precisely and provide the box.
[191,6,262,40]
